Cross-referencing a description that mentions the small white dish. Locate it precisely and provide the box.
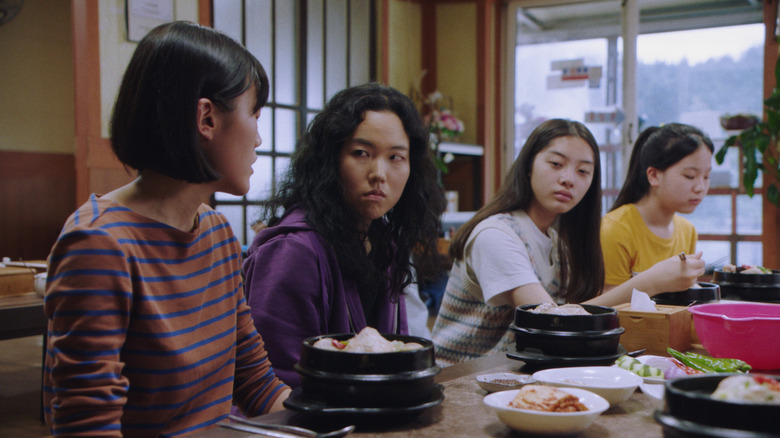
[640,382,664,408]
[476,372,535,393]
[484,387,609,435]
[532,366,642,406]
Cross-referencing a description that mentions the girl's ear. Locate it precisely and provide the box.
[197,98,216,141]
[646,167,661,186]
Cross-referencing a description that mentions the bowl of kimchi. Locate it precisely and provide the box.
[483,385,609,435]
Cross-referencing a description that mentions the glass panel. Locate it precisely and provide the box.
[696,240,730,272]
[247,205,264,244]
[736,241,762,267]
[349,0,371,86]
[212,0,243,42]
[514,38,609,157]
[736,194,762,235]
[217,205,244,243]
[325,0,348,100]
[257,107,272,152]
[710,141,737,188]
[246,0,274,102]
[247,156,273,201]
[214,191,242,202]
[307,0,325,109]
[637,24,763,141]
[684,194,730,235]
[274,108,297,153]
[275,156,291,184]
[274,0,299,105]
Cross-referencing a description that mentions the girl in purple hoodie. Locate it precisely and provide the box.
[242,83,446,386]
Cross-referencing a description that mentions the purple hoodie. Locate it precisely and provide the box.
[242,208,408,387]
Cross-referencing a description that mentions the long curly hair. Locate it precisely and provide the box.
[448,119,604,303]
[263,83,446,308]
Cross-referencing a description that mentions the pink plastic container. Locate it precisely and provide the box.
[688,302,780,370]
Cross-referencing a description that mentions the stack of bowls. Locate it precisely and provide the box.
[712,268,780,303]
[509,304,624,358]
[294,333,439,407]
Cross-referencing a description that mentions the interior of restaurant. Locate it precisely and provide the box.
[0,0,775,436]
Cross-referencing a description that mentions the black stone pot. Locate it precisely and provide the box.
[712,268,780,303]
[513,304,620,332]
[509,323,624,357]
[658,373,780,435]
[652,282,721,306]
[294,333,439,407]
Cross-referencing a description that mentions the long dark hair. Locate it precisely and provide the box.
[263,83,446,307]
[611,123,714,210]
[449,119,603,303]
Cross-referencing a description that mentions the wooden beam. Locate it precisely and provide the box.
[763,0,780,268]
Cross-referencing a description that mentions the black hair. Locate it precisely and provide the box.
[449,119,604,303]
[263,83,446,317]
[611,123,714,210]
[110,21,269,182]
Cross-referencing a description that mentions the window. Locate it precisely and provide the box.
[212,0,373,248]
[506,0,763,266]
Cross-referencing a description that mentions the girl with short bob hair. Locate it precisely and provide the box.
[44,21,288,437]
[110,20,269,183]
[242,83,446,386]
[432,119,704,366]
[602,123,714,287]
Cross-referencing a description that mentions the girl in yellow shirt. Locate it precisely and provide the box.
[601,123,713,288]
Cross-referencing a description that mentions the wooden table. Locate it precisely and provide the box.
[0,292,46,340]
[195,353,666,437]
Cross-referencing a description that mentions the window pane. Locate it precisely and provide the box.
[246,0,273,102]
[514,39,608,157]
[248,156,273,201]
[217,205,244,243]
[736,241,762,267]
[275,156,291,184]
[711,142,737,188]
[212,0,242,42]
[637,24,763,140]
[325,0,348,100]
[275,0,299,104]
[257,108,272,152]
[685,194,730,235]
[736,194,762,235]
[696,240,730,271]
[307,0,325,109]
[247,204,264,244]
[349,0,371,86]
[274,108,297,153]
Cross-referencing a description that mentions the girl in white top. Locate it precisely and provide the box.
[432,119,705,366]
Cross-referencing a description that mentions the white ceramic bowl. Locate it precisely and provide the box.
[532,366,642,406]
[484,387,609,435]
[34,272,47,297]
[476,372,535,393]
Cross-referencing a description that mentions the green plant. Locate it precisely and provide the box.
[715,54,780,206]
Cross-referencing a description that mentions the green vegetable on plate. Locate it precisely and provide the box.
[666,348,751,373]
[615,355,664,378]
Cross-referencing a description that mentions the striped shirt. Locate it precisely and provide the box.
[43,194,288,437]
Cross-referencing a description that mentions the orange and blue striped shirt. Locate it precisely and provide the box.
[43,194,287,437]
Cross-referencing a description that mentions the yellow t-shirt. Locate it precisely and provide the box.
[601,204,697,286]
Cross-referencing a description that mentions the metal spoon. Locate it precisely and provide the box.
[225,414,355,438]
